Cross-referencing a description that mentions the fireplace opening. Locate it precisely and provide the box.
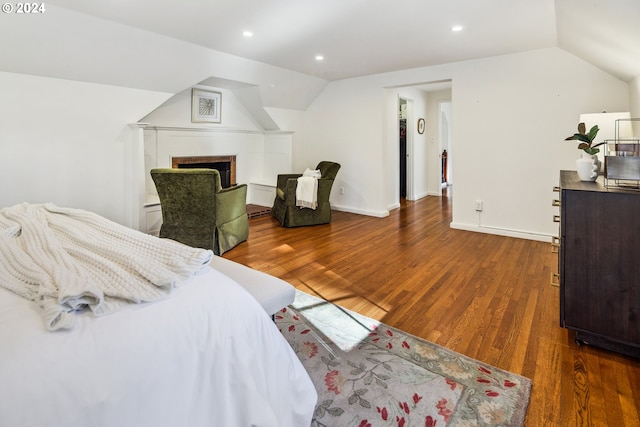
[172,155,236,189]
[178,162,231,188]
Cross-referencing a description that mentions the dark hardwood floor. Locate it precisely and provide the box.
[224,194,640,427]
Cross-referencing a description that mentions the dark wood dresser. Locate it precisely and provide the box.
[556,170,640,358]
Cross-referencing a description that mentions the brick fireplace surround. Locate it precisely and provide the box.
[171,155,236,187]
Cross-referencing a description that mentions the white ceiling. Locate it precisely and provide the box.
[47,0,640,82]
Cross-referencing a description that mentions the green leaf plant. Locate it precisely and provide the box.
[565,122,603,155]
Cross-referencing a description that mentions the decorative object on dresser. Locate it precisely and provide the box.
[575,153,599,182]
[556,170,640,358]
[564,122,603,181]
[604,117,640,189]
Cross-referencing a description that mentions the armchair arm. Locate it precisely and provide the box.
[280,179,299,206]
[276,174,302,190]
[276,174,302,204]
[215,184,248,224]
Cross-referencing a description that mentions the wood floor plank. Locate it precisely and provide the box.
[599,353,626,427]
[224,195,640,426]
[619,358,640,426]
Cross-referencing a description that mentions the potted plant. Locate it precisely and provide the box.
[565,122,602,181]
[565,122,602,155]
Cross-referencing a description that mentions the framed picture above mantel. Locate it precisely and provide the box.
[191,89,222,123]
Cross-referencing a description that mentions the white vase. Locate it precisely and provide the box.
[576,153,598,182]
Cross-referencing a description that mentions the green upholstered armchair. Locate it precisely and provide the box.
[271,161,341,228]
[150,168,249,255]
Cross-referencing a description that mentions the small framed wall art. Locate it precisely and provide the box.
[417,118,425,134]
[191,89,222,123]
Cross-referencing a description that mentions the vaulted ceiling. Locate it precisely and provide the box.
[48,0,640,82]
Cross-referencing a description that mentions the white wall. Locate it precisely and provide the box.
[0,71,171,224]
[302,47,630,240]
[264,107,307,174]
[449,48,628,239]
[305,77,389,217]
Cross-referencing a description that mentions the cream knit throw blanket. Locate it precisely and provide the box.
[296,168,321,209]
[0,203,213,331]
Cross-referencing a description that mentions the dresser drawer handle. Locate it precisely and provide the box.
[552,199,561,207]
[553,215,561,223]
[550,272,560,287]
[553,186,560,192]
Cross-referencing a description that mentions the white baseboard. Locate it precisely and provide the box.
[449,222,552,242]
[407,191,430,201]
[327,209,552,242]
[332,204,389,218]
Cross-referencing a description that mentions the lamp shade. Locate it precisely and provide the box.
[579,112,633,144]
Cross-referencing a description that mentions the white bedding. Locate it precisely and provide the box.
[0,266,317,427]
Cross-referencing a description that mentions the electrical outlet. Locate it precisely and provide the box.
[339,187,345,195]
[475,200,483,212]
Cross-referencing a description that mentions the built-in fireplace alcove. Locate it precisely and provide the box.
[171,155,236,188]
[139,126,293,236]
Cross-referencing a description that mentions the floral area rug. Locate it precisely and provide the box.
[276,291,531,427]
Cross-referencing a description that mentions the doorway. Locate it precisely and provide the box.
[399,98,407,198]
[390,81,451,206]
[439,100,452,191]
[398,97,413,199]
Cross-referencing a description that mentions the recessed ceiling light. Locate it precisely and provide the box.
[451,25,463,32]
[315,55,324,61]
[243,31,253,37]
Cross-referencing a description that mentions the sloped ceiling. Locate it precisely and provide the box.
[556,0,640,82]
[45,0,639,82]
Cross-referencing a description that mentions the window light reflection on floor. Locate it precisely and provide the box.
[291,290,383,352]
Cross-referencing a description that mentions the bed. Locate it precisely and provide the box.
[0,203,317,427]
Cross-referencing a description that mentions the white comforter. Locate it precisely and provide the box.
[0,267,317,427]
